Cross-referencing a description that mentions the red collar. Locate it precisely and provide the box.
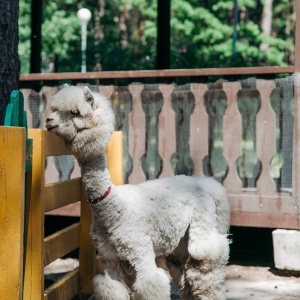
[88,186,111,205]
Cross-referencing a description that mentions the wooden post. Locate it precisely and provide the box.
[107,131,124,185]
[0,127,26,300]
[295,0,300,73]
[23,129,45,299]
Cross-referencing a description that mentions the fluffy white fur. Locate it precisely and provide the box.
[46,85,230,300]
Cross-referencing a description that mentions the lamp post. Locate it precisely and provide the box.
[77,8,92,73]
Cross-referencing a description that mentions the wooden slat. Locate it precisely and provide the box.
[190,84,209,176]
[0,127,26,300]
[44,268,79,300]
[24,129,46,299]
[230,211,299,229]
[20,66,294,81]
[44,223,80,266]
[222,82,243,193]
[256,80,276,196]
[44,178,82,212]
[229,193,298,215]
[128,84,146,183]
[44,131,72,157]
[158,84,176,178]
[229,192,300,228]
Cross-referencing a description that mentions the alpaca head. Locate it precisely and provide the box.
[45,85,115,160]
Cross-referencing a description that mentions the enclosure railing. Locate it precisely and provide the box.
[19,66,300,230]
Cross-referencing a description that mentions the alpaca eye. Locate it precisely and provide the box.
[70,110,80,116]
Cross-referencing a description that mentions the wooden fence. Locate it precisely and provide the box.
[20,73,300,229]
[0,123,123,299]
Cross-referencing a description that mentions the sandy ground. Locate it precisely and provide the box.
[44,226,300,299]
[168,264,300,300]
[225,265,300,300]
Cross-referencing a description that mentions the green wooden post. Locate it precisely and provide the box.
[4,90,32,172]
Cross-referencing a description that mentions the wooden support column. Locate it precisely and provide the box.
[295,0,300,72]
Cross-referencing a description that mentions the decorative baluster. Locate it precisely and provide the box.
[128,84,146,184]
[114,86,133,183]
[256,80,276,195]
[158,84,176,178]
[171,85,195,175]
[222,82,243,193]
[41,87,60,183]
[141,85,163,180]
[21,89,34,128]
[42,86,75,182]
[276,78,294,190]
[41,86,58,129]
[190,84,209,176]
[204,85,228,182]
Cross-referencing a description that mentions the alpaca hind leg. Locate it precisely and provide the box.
[132,264,170,300]
[128,242,170,300]
[166,256,194,300]
[93,271,130,300]
[93,259,131,300]
[186,230,229,300]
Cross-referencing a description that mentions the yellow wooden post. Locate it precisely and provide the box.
[0,127,26,300]
[23,129,45,299]
[79,186,96,296]
[107,131,124,185]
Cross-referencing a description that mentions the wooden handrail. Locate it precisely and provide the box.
[20,66,295,81]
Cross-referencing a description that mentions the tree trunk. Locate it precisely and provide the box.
[0,0,20,125]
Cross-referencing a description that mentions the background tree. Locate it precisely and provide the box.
[18,0,296,74]
[0,0,20,125]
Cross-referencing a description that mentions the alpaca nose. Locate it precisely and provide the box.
[46,117,53,122]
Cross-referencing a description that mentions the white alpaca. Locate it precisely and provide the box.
[45,86,230,300]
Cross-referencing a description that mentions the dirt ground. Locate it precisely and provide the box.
[45,219,300,299]
[226,264,300,300]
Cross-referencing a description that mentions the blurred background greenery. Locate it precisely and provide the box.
[18,0,296,74]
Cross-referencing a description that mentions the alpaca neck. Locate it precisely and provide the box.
[77,153,112,201]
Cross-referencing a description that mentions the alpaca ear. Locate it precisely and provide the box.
[62,83,70,88]
[83,86,96,110]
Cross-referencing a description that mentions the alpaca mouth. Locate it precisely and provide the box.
[46,125,58,131]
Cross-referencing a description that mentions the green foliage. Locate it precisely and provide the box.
[18,0,296,73]
[19,1,32,73]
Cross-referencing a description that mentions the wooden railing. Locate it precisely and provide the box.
[20,71,300,229]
